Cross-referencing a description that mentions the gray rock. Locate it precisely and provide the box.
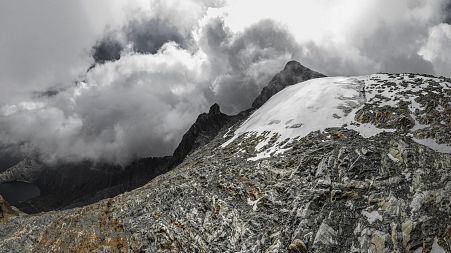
[288,239,307,253]
[0,195,19,221]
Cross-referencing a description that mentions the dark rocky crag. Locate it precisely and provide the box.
[0,195,19,222]
[171,103,231,166]
[252,61,325,108]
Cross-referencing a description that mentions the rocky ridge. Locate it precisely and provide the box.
[0,72,450,252]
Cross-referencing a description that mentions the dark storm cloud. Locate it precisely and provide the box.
[290,0,445,77]
[91,18,191,64]
[199,18,302,112]
[92,38,123,64]
[125,18,190,54]
[350,22,434,75]
[444,1,451,24]
[443,0,451,24]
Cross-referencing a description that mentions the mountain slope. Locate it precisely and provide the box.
[0,73,450,252]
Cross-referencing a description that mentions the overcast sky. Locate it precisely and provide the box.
[0,0,450,164]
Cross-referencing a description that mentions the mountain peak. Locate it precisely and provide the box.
[251,60,325,108]
[208,103,221,115]
[283,60,305,70]
[171,103,230,165]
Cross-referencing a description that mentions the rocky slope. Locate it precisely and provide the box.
[0,72,450,252]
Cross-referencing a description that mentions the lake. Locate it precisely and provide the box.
[0,181,41,205]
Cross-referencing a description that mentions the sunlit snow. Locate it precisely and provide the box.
[222,74,451,160]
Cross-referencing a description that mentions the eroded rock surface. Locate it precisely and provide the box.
[0,195,19,222]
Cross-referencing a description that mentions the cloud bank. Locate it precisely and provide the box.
[0,0,450,165]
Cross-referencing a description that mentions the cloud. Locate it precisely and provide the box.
[0,0,450,165]
[91,0,225,64]
[219,0,447,76]
[0,0,127,104]
[92,39,123,64]
[197,18,302,112]
[419,23,451,77]
[0,43,209,164]
[0,18,298,164]
[444,0,451,24]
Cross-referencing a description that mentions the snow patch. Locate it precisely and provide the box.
[347,123,395,138]
[432,237,446,253]
[223,77,369,154]
[387,153,399,162]
[412,138,451,154]
[361,210,383,224]
[222,74,449,161]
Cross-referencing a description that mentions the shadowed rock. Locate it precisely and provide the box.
[171,103,230,165]
[0,195,18,221]
[252,61,325,108]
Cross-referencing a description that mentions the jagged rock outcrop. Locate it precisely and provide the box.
[252,61,325,108]
[171,103,231,165]
[0,158,43,183]
[0,195,19,222]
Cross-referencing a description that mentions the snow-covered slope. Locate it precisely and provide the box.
[223,74,451,160]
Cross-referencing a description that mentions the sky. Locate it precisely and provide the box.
[0,0,450,165]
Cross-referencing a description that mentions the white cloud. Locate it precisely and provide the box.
[420,23,451,77]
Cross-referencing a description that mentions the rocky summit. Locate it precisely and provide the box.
[0,72,450,252]
[251,61,325,109]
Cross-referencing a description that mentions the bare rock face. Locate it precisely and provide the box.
[0,195,18,221]
[288,239,307,253]
[251,60,325,108]
[0,158,43,183]
[171,103,231,165]
[0,73,450,252]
